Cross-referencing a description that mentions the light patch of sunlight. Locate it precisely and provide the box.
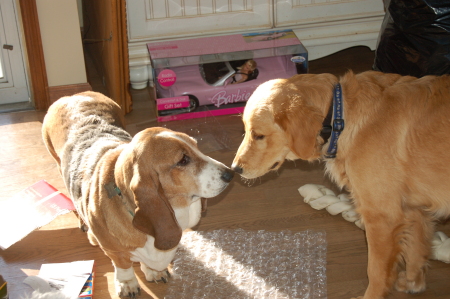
[177,231,290,299]
[167,229,327,298]
[21,268,39,276]
[0,186,73,250]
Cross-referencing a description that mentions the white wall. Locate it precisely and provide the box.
[36,0,87,87]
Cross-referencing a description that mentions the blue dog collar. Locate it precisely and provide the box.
[324,83,344,159]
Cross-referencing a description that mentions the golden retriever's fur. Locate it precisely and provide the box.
[232,71,450,298]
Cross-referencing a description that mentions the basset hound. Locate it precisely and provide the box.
[42,91,234,298]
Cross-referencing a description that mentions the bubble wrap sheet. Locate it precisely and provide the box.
[165,229,327,299]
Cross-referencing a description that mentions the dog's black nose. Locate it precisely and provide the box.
[231,164,243,174]
[221,169,235,183]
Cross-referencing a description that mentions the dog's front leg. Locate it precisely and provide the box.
[114,266,140,298]
[104,249,140,298]
[130,237,178,283]
[140,262,171,283]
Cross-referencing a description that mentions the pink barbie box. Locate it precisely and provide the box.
[147,30,308,122]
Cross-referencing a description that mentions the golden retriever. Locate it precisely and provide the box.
[42,91,234,298]
[231,70,450,299]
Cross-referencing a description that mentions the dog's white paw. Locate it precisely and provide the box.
[140,263,171,283]
[115,267,141,298]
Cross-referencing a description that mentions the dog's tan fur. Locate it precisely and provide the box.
[42,91,233,297]
[232,71,450,298]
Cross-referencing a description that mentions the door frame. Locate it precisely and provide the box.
[18,0,131,113]
[18,0,49,111]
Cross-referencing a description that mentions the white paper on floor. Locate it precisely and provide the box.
[166,229,327,299]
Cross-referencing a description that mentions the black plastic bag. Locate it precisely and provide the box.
[374,0,450,77]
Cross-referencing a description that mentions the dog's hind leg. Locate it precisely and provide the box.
[73,210,89,232]
[355,194,405,299]
[395,208,432,294]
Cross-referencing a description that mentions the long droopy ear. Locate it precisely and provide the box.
[131,166,182,251]
[278,103,325,161]
[275,74,338,160]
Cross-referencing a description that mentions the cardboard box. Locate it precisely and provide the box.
[78,271,94,298]
[147,29,308,122]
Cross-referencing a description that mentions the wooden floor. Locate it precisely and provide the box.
[1,46,449,299]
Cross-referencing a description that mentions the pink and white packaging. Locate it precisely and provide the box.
[148,30,308,122]
[157,96,190,111]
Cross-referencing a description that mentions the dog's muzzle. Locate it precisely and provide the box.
[221,168,235,182]
[231,164,243,174]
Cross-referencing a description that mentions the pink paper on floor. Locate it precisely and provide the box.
[0,180,75,249]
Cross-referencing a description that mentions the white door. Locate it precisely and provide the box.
[0,0,30,105]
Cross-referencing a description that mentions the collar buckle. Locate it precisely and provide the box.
[333,119,345,132]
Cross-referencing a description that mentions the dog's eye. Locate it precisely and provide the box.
[177,154,190,166]
[251,131,265,140]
